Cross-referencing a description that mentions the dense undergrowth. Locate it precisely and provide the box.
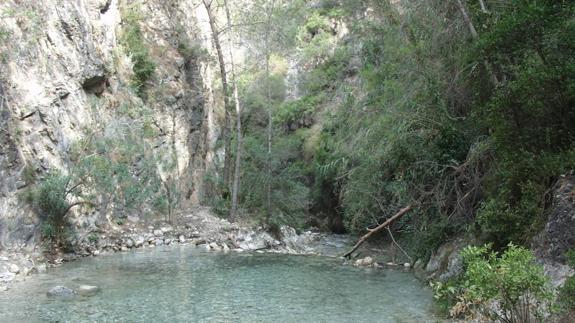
[225,0,575,260]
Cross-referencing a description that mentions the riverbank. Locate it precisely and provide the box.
[0,207,329,292]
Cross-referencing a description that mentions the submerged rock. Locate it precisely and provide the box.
[47,286,76,297]
[78,285,100,296]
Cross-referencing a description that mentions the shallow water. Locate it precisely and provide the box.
[0,246,439,322]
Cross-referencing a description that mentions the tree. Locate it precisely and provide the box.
[224,0,242,222]
[202,0,232,195]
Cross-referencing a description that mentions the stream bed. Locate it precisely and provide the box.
[0,245,439,322]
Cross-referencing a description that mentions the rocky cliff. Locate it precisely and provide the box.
[0,0,220,249]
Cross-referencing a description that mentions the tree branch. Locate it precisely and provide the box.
[343,205,412,258]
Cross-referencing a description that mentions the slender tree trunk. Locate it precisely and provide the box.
[265,32,272,221]
[203,0,232,194]
[456,0,499,86]
[478,0,489,13]
[224,0,242,223]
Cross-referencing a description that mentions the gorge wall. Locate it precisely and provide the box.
[0,0,220,249]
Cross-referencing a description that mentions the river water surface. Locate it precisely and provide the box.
[0,245,438,322]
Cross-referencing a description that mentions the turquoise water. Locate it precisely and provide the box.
[0,246,438,322]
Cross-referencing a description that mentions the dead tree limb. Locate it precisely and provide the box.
[386,226,412,262]
[343,205,412,258]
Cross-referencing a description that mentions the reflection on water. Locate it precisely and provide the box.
[0,246,438,322]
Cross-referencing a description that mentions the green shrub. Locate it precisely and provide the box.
[25,172,80,245]
[88,233,99,244]
[120,4,155,98]
[559,249,575,311]
[434,244,553,321]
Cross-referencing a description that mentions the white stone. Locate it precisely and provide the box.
[8,264,20,274]
[78,285,100,296]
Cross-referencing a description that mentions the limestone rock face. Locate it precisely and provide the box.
[0,0,219,248]
[534,176,575,263]
[533,175,575,286]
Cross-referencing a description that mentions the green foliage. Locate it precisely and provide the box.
[120,3,155,98]
[27,172,71,223]
[434,244,553,321]
[470,1,575,245]
[239,131,311,229]
[88,233,99,244]
[23,171,85,245]
[559,249,575,311]
[274,94,323,125]
[22,164,37,185]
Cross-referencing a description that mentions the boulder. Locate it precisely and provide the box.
[178,235,186,243]
[533,176,575,263]
[47,286,76,297]
[153,229,163,237]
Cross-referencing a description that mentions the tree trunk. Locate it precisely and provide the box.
[456,0,499,86]
[264,3,273,221]
[478,0,489,13]
[343,205,412,258]
[203,0,232,194]
[225,0,242,223]
[265,41,272,221]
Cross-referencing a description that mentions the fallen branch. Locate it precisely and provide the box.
[343,205,412,258]
[386,226,412,262]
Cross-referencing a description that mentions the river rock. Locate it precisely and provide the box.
[354,256,375,267]
[165,238,172,245]
[134,236,145,248]
[78,285,100,296]
[153,229,163,237]
[179,235,186,243]
[124,238,134,248]
[155,239,164,246]
[47,286,76,297]
[209,242,221,251]
[8,264,20,274]
[35,263,47,273]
